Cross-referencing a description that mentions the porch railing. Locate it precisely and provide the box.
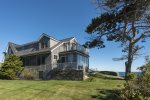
[24,62,87,71]
[52,62,87,70]
[62,43,89,55]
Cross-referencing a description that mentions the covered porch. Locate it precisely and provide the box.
[21,53,51,67]
[55,51,89,71]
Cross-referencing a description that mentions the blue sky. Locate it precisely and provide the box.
[0,0,150,72]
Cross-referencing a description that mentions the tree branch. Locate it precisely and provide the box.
[132,34,145,44]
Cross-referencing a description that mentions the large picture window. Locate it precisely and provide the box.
[77,54,88,67]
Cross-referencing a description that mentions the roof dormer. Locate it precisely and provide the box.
[39,35,50,49]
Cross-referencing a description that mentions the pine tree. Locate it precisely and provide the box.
[0,54,23,79]
[85,0,150,79]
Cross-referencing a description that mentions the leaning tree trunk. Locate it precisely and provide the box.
[125,43,133,80]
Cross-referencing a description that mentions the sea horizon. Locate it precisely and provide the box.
[119,72,141,77]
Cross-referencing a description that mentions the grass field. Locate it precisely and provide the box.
[0,75,124,100]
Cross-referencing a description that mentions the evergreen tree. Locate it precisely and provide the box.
[0,54,23,79]
[85,0,150,79]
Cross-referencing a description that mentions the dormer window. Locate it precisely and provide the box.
[41,40,48,49]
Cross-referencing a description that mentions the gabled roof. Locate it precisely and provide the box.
[38,33,59,42]
[8,42,20,54]
[8,33,76,56]
[51,37,75,52]
[60,37,74,42]
[17,41,38,47]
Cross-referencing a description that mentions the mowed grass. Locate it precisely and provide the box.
[0,76,124,100]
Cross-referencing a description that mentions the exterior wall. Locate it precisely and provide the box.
[51,39,89,71]
[20,53,52,80]
[51,43,64,64]
[50,39,58,47]
[45,53,51,65]
[50,69,85,80]
[20,66,51,80]
[21,68,87,80]
[51,39,76,65]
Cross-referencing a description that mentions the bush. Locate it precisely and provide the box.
[0,69,16,79]
[119,59,150,100]
[0,55,23,80]
[20,69,38,80]
[127,73,137,80]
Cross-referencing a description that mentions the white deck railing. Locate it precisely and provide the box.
[61,43,89,55]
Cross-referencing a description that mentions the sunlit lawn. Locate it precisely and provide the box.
[0,76,124,100]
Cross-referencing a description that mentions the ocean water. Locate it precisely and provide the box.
[119,72,141,77]
[119,72,125,77]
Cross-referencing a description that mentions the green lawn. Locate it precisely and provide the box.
[0,76,124,100]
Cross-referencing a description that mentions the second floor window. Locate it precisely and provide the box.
[54,55,57,59]
[41,41,48,49]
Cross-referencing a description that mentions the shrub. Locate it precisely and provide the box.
[21,68,38,80]
[127,73,137,80]
[0,54,24,80]
[0,69,16,79]
[119,59,150,100]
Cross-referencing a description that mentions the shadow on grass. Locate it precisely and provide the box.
[91,89,121,100]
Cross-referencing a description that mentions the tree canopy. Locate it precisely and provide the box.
[85,0,150,79]
[0,54,23,79]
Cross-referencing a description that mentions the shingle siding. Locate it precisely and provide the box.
[7,33,89,80]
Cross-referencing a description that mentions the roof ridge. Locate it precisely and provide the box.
[18,41,38,47]
[38,33,60,42]
[60,37,75,41]
[8,42,20,46]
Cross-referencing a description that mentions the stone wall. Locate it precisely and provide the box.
[50,69,85,80]
[20,67,86,80]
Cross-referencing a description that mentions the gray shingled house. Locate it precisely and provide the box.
[6,33,89,80]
